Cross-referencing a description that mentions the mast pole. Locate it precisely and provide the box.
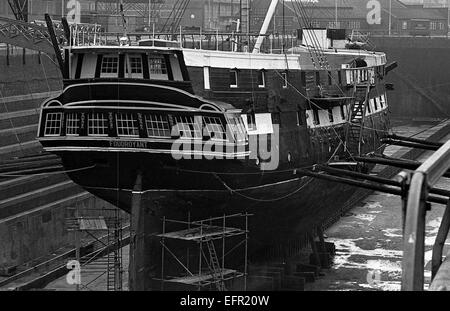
[335,0,338,26]
[388,0,392,36]
[252,0,279,53]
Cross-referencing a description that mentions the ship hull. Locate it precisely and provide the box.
[57,148,376,283]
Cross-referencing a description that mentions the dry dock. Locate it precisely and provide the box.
[306,120,450,291]
[10,119,445,291]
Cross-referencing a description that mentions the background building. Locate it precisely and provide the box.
[1,0,448,36]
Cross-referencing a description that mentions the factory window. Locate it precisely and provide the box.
[148,55,168,80]
[328,109,334,123]
[174,115,202,139]
[44,113,62,136]
[348,21,361,29]
[145,114,171,138]
[230,69,238,88]
[257,70,266,88]
[88,113,109,136]
[402,21,408,30]
[203,116,226,141]
[66,113,80,136]
[374,98,379,111]
[101,55,119,76]
[367,101,372,114]
[116,113,139,137]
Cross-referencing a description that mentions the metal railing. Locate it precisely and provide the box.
[399,140,450,291]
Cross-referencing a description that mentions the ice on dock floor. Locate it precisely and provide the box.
[306,121,450,291]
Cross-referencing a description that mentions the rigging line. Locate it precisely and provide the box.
[294,0,330,69]
[213,173,314,202]
[168,165,315,176]
[299,0,332,70]
[0,164,97,178]
[299,2,331,70]
[290,1,317,69]
[272,69,356,161]
[294,1,324,63]
[161,0,182,33]
[0,86,24,156]
[39,52,52,96]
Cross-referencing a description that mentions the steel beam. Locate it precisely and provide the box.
[432,200,450,279]
[384,134,442,148]
[416,140,450,186]
[402,173,427,291]
[402,140,450,291]
[381,138,440,151]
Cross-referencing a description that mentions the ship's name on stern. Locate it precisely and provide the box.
[109,140,147,149]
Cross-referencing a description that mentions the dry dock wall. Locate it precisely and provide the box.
[0,46,62,161]
[371,37,450,119]
[0,46,120,271]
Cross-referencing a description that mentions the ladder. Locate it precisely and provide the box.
[205,240,226,291]
[345,78,371,156]
[107,209,123,291]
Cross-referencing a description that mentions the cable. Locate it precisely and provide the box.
[214,173,314,202]
[0,164,97,178]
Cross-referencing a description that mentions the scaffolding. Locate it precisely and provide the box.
[158,213,250,291]
[66,206,125,291]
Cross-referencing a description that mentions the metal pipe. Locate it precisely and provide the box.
[318,165,450,197]
[402,173,427,291]
[353,156,450,178]
[252,0,278,53]
[297,169,448,205]
[385,134,442,148]
[416,140,450,186]
[381,138,440,151]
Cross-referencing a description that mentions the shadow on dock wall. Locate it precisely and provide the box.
[0,194,117,270]
[372,37,450,119]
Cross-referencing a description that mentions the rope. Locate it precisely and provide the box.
[0,164,97,178]
[0,86,24,156]
[166,165,314,176]
[213,173,314,203]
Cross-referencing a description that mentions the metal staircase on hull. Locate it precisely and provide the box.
[345,80,371,156]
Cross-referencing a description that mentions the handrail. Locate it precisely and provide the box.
[401,140,450,291]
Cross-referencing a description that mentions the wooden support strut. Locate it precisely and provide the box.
[129,171,143,291]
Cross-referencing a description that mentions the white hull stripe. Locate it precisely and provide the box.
[43,146,250,158]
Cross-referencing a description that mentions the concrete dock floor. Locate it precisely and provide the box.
[306,120,450,291]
